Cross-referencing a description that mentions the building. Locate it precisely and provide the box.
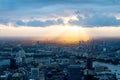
[68,65,84,80]
[10,58,18,70]
[31,68,39,80]
[86,58,93,69]
[16,49,26,64]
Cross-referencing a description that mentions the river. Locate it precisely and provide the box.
[93,61,120,80]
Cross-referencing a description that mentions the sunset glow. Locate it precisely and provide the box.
[55,26,89,43]
[36,25,89,44]
[0,24,89,43]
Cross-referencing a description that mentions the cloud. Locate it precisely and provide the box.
[0,0,120,28]
[0,18,8,25]
[15,20,26,26]
[0,17,64,27]
[15,19,63,27]
[69,14,120,27]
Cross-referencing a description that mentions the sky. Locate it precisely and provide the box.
[0,0,120,43]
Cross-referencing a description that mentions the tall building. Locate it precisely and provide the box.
[31,68,39,80]
[84,69,94,80]
[68,65,84,80]
[16,49,26,64]
[84,58,94,80]
[86,58,93,69]
[10,58,18,69]
[84,40,94,80]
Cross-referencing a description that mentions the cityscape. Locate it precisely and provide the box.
[0,38,120,80]
[0,0,120,80]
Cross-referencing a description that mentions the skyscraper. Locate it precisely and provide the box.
[10,58,18,70]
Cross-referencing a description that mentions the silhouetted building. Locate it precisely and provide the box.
[84,69,94,80]
[10,58,18,69]
[68,65,84,80]
[85,56,94,80]
[86,58,93,69]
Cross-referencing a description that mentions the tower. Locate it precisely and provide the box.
[10,58,18,70]
[84,40,94,80]
[10,47,18,70]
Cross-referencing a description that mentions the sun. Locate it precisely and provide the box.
[35,25,89,44]
[55,26,89,44]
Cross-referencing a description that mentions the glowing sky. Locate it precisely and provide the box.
[0,0,120,43]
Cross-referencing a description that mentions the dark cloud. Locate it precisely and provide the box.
[15,19,63,27]
[0,17,64,27]
[69,14,120,27]
[16,20,26,26]
[0,0,120,27]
